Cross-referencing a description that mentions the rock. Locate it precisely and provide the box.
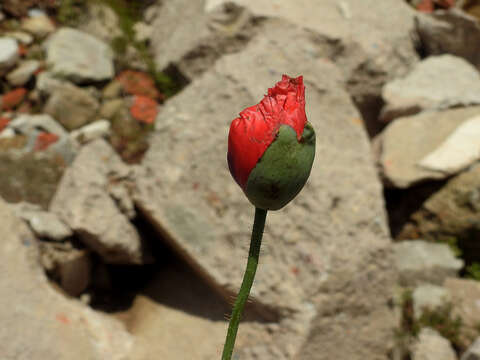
[393,240,463,286]
[418,115,480,175]
[130,95,158,124]
[399,164,480,244]
[461,337,480,360]
[381,55,480,122]
[102,79,123,99]
[0,197,133,359]
[412,328,457,360]
[416,9,480,69]
[9,113,67,137]
[21,14,55,37]
[44,83,99,131]
[50,139,144,264]
[100,98,125,119]
[116,70,161,99]
[11,202,73,241]
[0,37,19,73]
[78,3,122,45]
[36,71,67,95]
[6,59,40,86]
[136,22,396,359]
[413,284,451,319]
[4,31,34,45]
[444,278,480,342]
[108,182,136,219]
[133,22,153,43]
[70,119,111,145]
[1,88,27,110]
[45,27,114,83]
[377,106,480,188]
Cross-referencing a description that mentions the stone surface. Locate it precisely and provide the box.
[399,164,480,244]
[50,139,144,264]
[21,14,55,37]
[6,59,40,86]
[0,197,133,359]
[5,31,34,45]
[36,71,67,95]
[45,27,114,83]
[393,240,463,286]
[418,115,480,175]
[461,337,480,360]
[413,284,451,319]
[70,120,111,145]
[416,9,480,69]
[377,106,480,188]
[136,22,396,360]
[44,83,99,131]
[78,3,122,44]
[0,37,19,72]
[381,55,480,122]
[412,328,457,360]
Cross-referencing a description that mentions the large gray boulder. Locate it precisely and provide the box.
[0,197,133,360]
[136,22,396,360]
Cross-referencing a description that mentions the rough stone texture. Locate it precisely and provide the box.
[44,83,99,131]
[399,164,480,245]
[381,55,480,122]
[0,37,19,72]
[70,120,111,145]
[413,284,451,319]
[412,328,457,360]
[152,0,418,101]
[461,337,480,360]
[6,59,40,86]
[377,106,480,188]
[393,240,463,286]
[136,22,395,360]
[50,139,144,264]
[418,115,480,175]
[0,197,133,359]
[416,9,480,69]
[21,14,55,37]
[78,3,122,44]
[444,278,480,343]
[45,27,114,83]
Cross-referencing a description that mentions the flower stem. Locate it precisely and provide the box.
[222,207,268,360]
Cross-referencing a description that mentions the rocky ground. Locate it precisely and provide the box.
[3,0,480,359]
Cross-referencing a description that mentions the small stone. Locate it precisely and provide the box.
[133,22,153,43]
[58,249,91,297]
[9,113,67,136]
[116,70,161,99]
[393,240,463,286]
[4,31,33,45]
[21,14,55,38]
[413,284,451,319]
[35,71,66,95]
[45,27,114,83]
[100,98,125,120]
[70,120,111,144]
[0,37,19,72]
[461,337,480,360]
[1,88,27,111]
[6,60,40,86]
[44,83,99,131]
[130,95,158,124]
[34,132,59,151]
[102,80,123,99]
[412,328,457,360]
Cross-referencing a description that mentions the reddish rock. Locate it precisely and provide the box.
[116,70,162,100]
[130,96,158,124]
[417,0,434,12]
[35,132,59,151]
[2,88,27,110]
[0,117,10,132]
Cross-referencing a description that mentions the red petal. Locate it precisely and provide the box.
[227,75,307,189]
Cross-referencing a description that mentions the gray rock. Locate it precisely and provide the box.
[6,60,40,86]
[413,284,451,319]
[44,83,99,131]
[0,37,19,72]
[381,55,480,122]
[45,27,114,83]
[50,139,144,264]
[136,22,396,360]
[412,328,457,360]
[377,106,480,188]
[393,240,463,286]
[0,197,133,359]
[416,9,480,69]
[69,119,111,145]
[21,14,55,37]
[36,71,67,95]
[461,337,480,360]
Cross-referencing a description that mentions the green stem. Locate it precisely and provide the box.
[222,207,268,360]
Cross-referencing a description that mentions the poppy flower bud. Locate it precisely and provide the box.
[227,75,315,210]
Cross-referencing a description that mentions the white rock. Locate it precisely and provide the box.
[418,115,480,175]
[4,31,34,45]
[0,37,19,72]
[70,119,110,144]
[45,27,114,83]
[36,71,66,95]
[133,22,153,42]
[461,337,480,360]
[0,128,15,139]
[413,284,451,319]
[21,15,55,37]
[9,113,67,137]
[381,55,480,122]
[6,60,40,86]
[29,212,73,241]
[412,328,457,360]
[394,240,464,286]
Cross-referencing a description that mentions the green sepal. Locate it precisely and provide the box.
[245,122,316,210]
